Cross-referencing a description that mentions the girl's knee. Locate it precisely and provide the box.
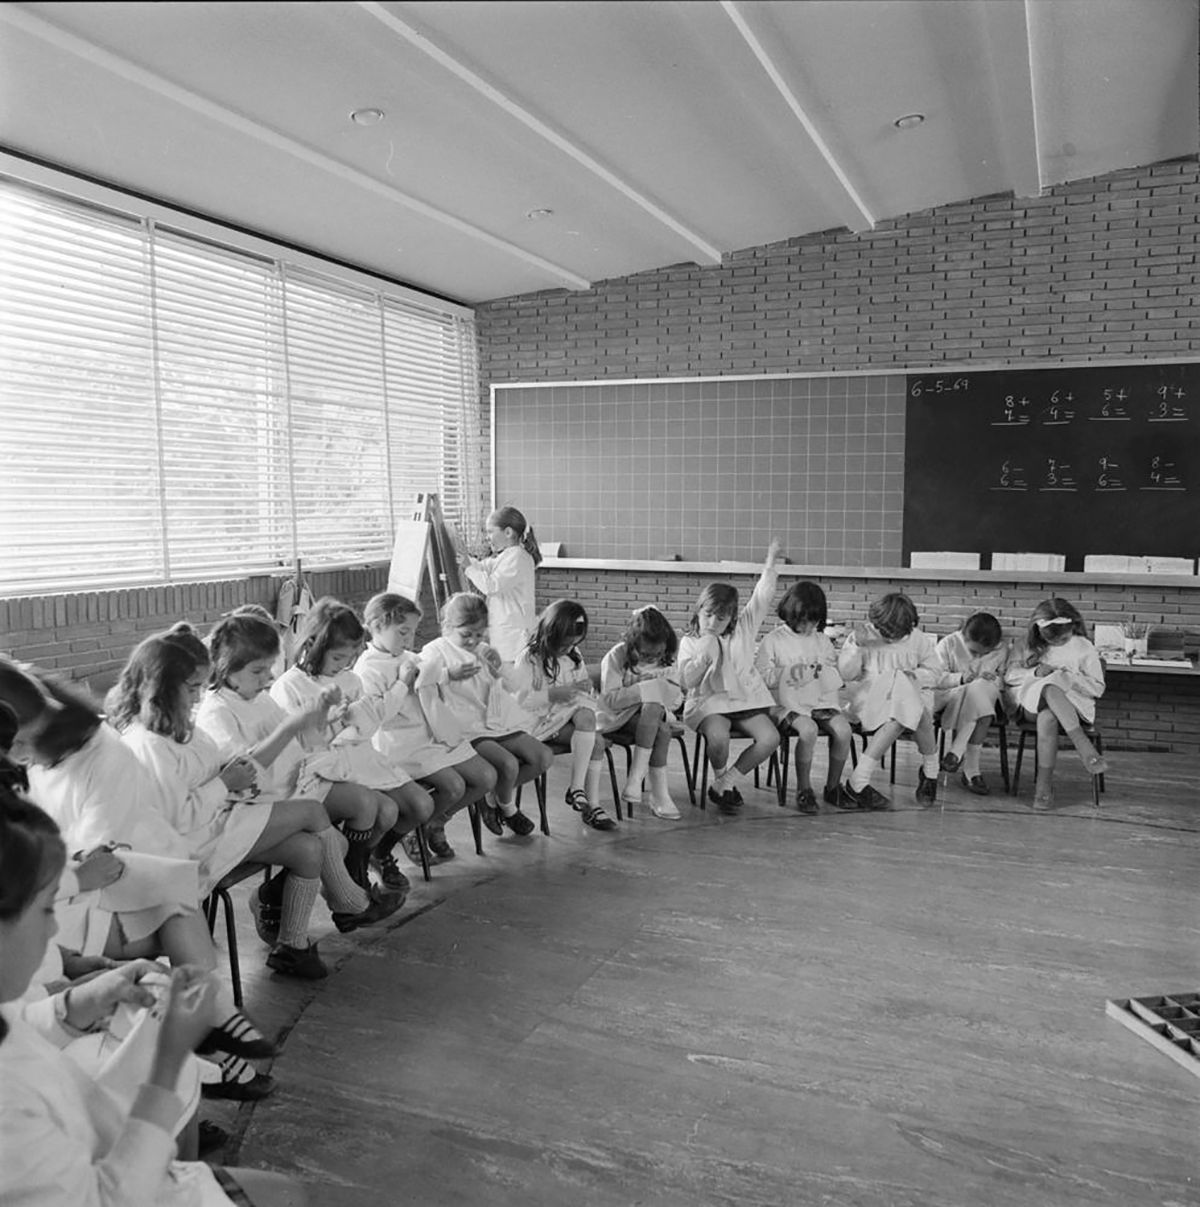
[573,709,596,733]
[299,799,330,831]
[791,717,818,746]
[294,833,322,878]
[375,792,399,830]
[641,702,666,723]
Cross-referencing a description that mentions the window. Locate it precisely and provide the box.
[0,174,482,595]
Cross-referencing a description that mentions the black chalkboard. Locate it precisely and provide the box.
[902,362,1198,571]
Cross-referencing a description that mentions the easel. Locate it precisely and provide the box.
[386,492,463,609]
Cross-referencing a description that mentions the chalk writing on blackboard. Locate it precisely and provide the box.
[1094,457,1126,491]
[1142,456,1185,491]
[1149,395,1188,422]
[1039,457,1078,492]
[909,376,969,399]
[991,395,1031,427]
[1041,396,1076,426]
[990,459,1029,491]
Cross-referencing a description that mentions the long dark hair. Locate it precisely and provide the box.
[293,598,365,677]
[1025,597,1087,665]
[526,599,588,683]
[621,606,678,669]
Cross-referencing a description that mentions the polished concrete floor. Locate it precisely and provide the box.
[207,745,1200,1206]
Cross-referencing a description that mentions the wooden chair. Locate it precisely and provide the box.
[202,861,270,1008]
[1010,715,1105,806]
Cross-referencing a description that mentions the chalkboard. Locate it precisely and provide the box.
[493,374,907,565]
[902,362,1198,571]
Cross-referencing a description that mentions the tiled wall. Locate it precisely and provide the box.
[536,563,1200,754]
[494,374,906,564]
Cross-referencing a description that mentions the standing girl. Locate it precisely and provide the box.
[506,600,617,831]
[934,612,1009,795]
[677,541,782,814]
[837,593,942,809]
[355,592,497,865]
[418,592,551,836]
[755,580,852,814]
[109,625,340,978]
[463,505,541,664]
[1004,597,1107,809]
[269,598,435,892]
[598,606,684,819]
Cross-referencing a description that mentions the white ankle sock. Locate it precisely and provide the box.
[963,744,982,778]
[850,756,878,792]
[923,754,940,778]
[625,745,652,798]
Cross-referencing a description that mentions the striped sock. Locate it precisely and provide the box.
[278,874,320,949]
[316,826,369,914]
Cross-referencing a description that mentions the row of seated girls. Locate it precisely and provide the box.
[0,511,1110,1205]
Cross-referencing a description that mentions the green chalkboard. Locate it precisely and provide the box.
[902,362,1198,571]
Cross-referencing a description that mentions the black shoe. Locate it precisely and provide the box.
[426,825,456,860]
[202,1070,276,1103]
[940,752,962,773]
[841,781,891,811]
[479,801,504,836]
[824,783,855,810]
[332,885,406,934]
[794,788,819,814]
[580,803,617,831]
[501,808,536,836]
[915,768,938,805]
[197,1012,278,1060]
[248,887,281,947]
[198,1120,229,1157]
[960,771,990,796]
[727,784,744,807]
[716,789,741,816]
[266,941,329,980]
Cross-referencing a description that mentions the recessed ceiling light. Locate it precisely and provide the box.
[893,113,925,129]
[525,208,554,220]
[350,108,385,126]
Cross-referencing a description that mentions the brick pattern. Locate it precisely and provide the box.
[536,565,1200,755]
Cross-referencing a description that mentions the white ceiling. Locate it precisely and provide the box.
[0,0,1195,306]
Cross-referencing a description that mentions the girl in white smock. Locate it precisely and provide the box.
[1004,597,1107,810]
[677,541,782,813]
[934,611,1010,796]
[837,592,942,810]
[462,505,540,664]
[755,579,852,814]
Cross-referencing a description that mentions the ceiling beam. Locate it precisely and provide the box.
[0,3,592,291]
[720,0,874,232]
[356,1,725,267]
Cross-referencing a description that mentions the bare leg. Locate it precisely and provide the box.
[789,714,819,794]
[820,713,852,791]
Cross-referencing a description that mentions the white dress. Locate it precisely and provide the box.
[464,545,536,663]
[677,562,779,728]
[754,627,844,720]
[598,645,684,734]
[837,628,942,732]
[504,651,616,741]
[27,727,200,944]
[194,686,310,802]
[119,723,271,894]
[417,636,529,741]
[0,1003,234,1207]
[270,666,411,795]
[354,644,476,778]
[1005,634,1105,724]
[933,632,1010,731]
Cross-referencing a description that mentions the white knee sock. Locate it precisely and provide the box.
[585,760,603,807]
[570,729,594,790]
[625,745,652,799]
[278,875,320,949]
[962,744,982,778]
[317,826,368,914]
[648,766,678,810]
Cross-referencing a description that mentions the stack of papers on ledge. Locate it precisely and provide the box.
[992,552,1067,572]
[1083,555,1196,576]
[909,551,981,570]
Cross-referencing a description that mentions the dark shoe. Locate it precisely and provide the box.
[266,941,329,980]
[197,1012,278,1060]
[248,887,281,947]
[841,781,891,811]
[940,751,962,773]
[565,787,589,813]
[915,768,938,805]
[794,788,819,814]
[716,789,741,816]
[727,784,744,807]
[479,800,504,836]
[579,802,617,831]
[198,1120,229,1157]
[824,783,856,810]
[343,839,372,892]
[332,884,406,934]
[202,1062,276,1103]
[426,824,456,860]
[960,772,990,796]
[502,808,536,836]
[373,847,413,892]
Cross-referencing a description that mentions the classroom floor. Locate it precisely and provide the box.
[208,744,1200,1206]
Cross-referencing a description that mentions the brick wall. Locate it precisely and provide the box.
[536,563,1200,754]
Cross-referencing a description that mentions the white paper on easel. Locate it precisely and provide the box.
[387,520,430,600]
